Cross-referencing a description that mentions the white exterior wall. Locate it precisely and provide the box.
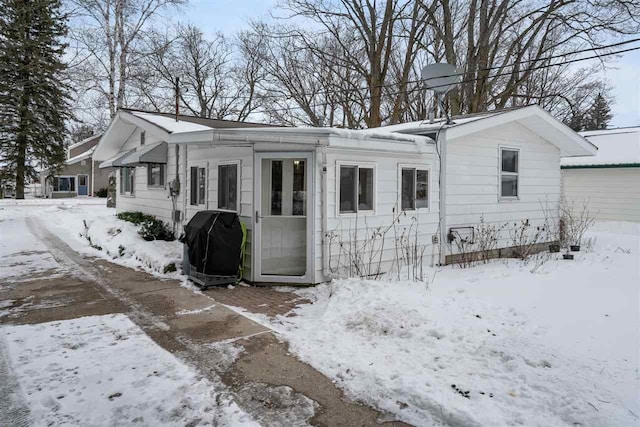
[561,167,640,222]
[114,128,176,224]
[445,121,561,254]
[185,144,255,280]
[319,143,440,283]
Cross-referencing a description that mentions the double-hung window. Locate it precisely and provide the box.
[190,166,206,206]
[119,167,135,195]
[218,162,238,211]
[500,148,519,198]
[400,167,429,210]
[147,163,165,187]
[338,163,374,214]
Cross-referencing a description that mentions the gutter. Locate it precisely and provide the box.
[561,163,640,169]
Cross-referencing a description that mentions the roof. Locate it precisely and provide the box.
[94,109,275,161]
[67,134,102,151]
[367,105,597,157]
[122,108,274,132]
[66,147,95,165]
[561,126,640,168]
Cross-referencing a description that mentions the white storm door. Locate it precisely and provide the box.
[254,152,313,283]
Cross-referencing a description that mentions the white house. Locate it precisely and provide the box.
[367,105,597,264]
[561,126,640,222]
[94,106,595,284]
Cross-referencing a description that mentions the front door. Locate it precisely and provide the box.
[254,152,313,283]
[77,174,89,196]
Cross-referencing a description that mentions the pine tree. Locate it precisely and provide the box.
[0,0,70,199]
[585,93,612,131]
[565,110,585,132]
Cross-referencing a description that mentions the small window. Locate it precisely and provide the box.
[120,167,135,195]
[147,164,165,187]
[218,163,238,211]
[339,164,374,213]
[190,166,206,205]
[140,131,146,146]
[500,148,519,198]
[401,167,429,210]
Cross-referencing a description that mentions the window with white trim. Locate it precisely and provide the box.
[147,163,165,187]
[338,164,374,213]
[400,167,429,210]
[217,163,238,211]
[500,148,519,198]
[190,166,206,205]
[119,167,135,195]
[53,176,76,192]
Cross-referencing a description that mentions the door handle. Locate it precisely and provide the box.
[255,210,260,223]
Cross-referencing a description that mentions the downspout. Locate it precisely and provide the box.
[321,145,329,280]
[90,157,94,196]
[438,130,448,266]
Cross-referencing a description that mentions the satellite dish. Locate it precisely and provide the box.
[420,63,460,94]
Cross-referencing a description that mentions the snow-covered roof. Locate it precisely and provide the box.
[66,147,95,165]
[561,127,640,167]
[130,111,213,134]
[364,105,596,157]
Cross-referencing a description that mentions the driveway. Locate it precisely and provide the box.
[0,216,407,426]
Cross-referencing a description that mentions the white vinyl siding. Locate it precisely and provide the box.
[562,167,640,222]
[445,121,561,255]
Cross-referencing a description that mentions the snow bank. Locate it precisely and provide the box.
[0,314,257,426]
[262,225,639,426]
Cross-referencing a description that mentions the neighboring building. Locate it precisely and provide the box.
[561,127,640,222]
[42,134,113,198]
[93,106,595,284]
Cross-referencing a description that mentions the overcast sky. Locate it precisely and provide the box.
[177,0,639,128]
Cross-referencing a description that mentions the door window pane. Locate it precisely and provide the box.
[416,169,429,208]
[501,175,518,197]
[401,168,415,210]
[358,167,373,211]
[79,175,87,186]
[501,149,518,173]
[292,160,306,216]
[271,161,282,215]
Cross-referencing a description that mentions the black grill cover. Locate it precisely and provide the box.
[181,211,243,276]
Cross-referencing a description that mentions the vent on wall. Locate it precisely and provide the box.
[140,131,146,146]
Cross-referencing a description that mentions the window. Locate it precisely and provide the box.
[500,148,519,198]
[190,166,206,205]
[53,176,76,192]
[338,164,374,213]
[140,131,146,146]
[147,163,165,187]
[401,167,429,210]
[218,163,238,211]
[119,167,135,195]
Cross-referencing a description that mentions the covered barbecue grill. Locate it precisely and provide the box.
[181,211,245,288]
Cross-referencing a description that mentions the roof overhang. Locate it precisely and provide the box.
[93,110,171,161]
[66,148,94,165]
[444,105,597,157]
[99,149,135,169]
[119,142,167,166]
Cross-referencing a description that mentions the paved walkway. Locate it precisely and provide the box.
[0,217,408,426]
[206,285,310,317]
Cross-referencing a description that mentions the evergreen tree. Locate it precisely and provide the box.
[565,110,585,132]
[585,93,613,130]
[0,0,70,199]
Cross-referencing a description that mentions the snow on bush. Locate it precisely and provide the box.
[80,214,182,276]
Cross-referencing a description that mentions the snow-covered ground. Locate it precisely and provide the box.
[0,199,182,278]
[238,222,640,426]
[0,314,257,426]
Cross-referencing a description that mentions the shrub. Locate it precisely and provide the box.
[163,263,177,274]
[116,211,155,225]
[95,187,108,197]
[138,218,174,241]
